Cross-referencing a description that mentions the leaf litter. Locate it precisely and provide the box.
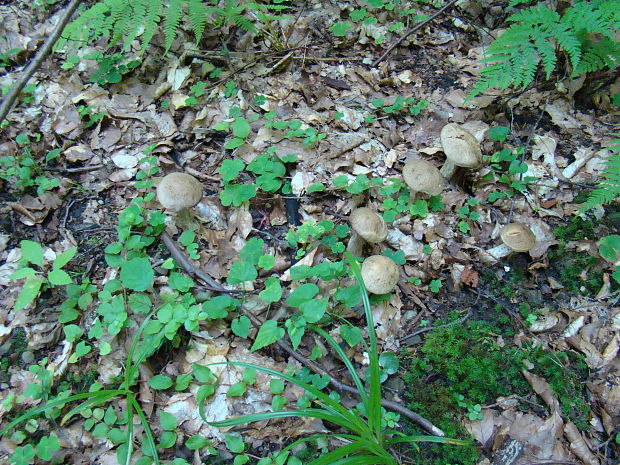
[0,1,619,464]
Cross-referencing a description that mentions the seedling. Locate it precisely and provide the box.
[9,241,77,311]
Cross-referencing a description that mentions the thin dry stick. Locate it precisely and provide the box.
[372,0,459,67]
[0,0,83,124]
[160,232,444,436]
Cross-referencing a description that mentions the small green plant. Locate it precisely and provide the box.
[598,234,620,284]
[87,52,141,86]
[456,199,480,234]
[471,1,620,97]
[0,133,62,194]
[9,241,77,311]
[483,126,537,203]
[1,311,165,465]
[200,255,467,464]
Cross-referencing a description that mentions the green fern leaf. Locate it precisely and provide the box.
[163,0,183,52]
[581,134,620,212]
[188,0,209,43]
[142,0,163,51]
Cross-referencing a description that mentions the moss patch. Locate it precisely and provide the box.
[401,317,590,465]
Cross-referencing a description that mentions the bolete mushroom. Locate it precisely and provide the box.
[361,255,400,294]
[487,223,536,259]
[439,123,482,179]
[156,172,203,212]
[403,159,444,198]
[347,207,388,257]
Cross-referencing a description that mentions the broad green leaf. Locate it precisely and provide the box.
[120,257,154,291]
[14,277,44,310]
[225,434,245,453]
[240,238,264,265]
[193,364,216,383]
[231,316,251,338]
[218,159,245,183]
[269,379,285,395]
[48,268,72,285]
[299,297,328,323]
[250,320,284,352]
[258,254,275,270]
[243,368,257,385]
[227,261,257,284]
[379,353,399,374]
[186,435,210,450]
[227,382,246,397]
[231,118,250,139]
[148,375,173,390]
[286,283,319,307]
[21,240,44,267]
[159,411,177,430]
[53,247,77,270]
[35,435,59,461]
[159,431,177,449]
[259,276,282,303]
[340,325,363,347]
[63,324,83,342]
[176,373,192,391]
[9,268,37,280]
[331,21,352,37]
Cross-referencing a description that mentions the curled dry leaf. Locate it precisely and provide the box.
[564,421,600,465]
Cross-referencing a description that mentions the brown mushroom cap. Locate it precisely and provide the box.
[403,159,444,196]
[350,208,387,243]
[157,172,203,211]
[440,123,482,169]
[361,255,400,294]
[500,223,536,252]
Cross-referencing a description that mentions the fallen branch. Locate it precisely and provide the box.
[0,0,83,124]
[160,231,445,436]
[372,0,458,67]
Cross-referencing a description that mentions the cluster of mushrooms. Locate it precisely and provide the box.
[154,121,538,296]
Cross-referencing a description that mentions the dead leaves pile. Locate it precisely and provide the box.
[0,1,619,464]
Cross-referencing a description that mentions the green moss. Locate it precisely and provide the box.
[0,328,28,374]
[401,318,591,464]
[553,217,595,242]
[548,246,603,295]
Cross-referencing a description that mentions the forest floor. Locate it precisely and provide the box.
[0,1,618,465]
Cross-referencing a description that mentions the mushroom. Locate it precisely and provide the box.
[347,207,388,257]
[156,172,203,212]
[439,123,482,179]
[403,159,444,198]
[361,255,400,294]
[486,223,537,260]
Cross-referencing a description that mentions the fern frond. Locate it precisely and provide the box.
[163,0,183,52]
[188,0,209,43]
[142,0,163,51]
[581,134,620,212]
[470,0,619,98]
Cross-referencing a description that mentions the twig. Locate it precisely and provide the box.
[160,232,445,436]
[160,231,234,293]
[0,0,83,124]
[372,0,459,67]
[43,164,103,173]
[400,311,472,343]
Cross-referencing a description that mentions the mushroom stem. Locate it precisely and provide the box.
[487,244,511,259]
[346,232,365,257]
[439,160,457,179]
